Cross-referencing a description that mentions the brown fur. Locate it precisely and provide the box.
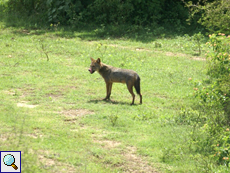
[89,57,142,105]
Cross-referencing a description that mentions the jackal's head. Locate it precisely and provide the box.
[88,57,101,74]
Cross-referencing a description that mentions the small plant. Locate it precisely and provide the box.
[37,39,50,61]
[108,114,118,126]
[94,24,106,37]
[95,43,107,60]
[133,110,155,121]
[192,32,204,55]
[50,22,60,31]
[176,107,203,125]
[154,42,162,48]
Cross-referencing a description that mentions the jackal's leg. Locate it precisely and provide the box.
[127,83,135,105]
[108,83,113,99]
[140,94,142,104]
[104,82,112,100]
[103,82,109,100]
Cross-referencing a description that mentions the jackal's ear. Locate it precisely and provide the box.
[96,58,101,64]
[90,57,95,62]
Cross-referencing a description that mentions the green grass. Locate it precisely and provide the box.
[0,16,210,172]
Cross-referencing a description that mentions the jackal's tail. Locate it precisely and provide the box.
[134,75,141,95]
[134,75,142,104]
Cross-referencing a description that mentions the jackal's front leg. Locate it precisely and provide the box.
[103,82,112,100]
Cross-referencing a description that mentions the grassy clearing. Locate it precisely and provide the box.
[0,18,208,172]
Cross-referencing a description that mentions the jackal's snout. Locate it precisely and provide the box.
[88,68,95,74]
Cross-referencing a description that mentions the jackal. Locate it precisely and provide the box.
[88,57,142,105]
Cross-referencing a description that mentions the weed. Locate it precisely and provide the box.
[95,42,107,60]
[37,39,50,61]
[133,111,155,121]
[192,32,204,55]
[108,114,119,127]
[154,42,162,48]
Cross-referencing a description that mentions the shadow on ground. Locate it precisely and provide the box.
[87,99,139,106]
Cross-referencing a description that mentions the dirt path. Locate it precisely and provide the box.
[93,135,158,172]
[90,41,205,61]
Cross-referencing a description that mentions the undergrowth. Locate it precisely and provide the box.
[171,33,230,172]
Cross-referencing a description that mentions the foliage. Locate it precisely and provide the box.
[192,33,230,123]
[192,32,204,55]
[213,128,230,166]
[206,33,230,116]
[185,0,230,34]
[4,0,190,30]
[46,0,84,25]
[182,33,230,170]
[5,0,84,25]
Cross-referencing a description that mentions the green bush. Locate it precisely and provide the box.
[46,0,84,24]
[192,32,204,55]
[192,33,230,125]
[206,33,230,117]
[187,33,230,170]
[6,0,84,25]
[185,0,230,34]
[4,0,190,30]
[213,128,230,166]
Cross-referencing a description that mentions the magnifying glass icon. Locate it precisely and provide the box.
[3,154,18,170]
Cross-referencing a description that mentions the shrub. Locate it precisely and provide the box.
[192,32,204,55]
[185,0,230,34]
[206,33,230,117]
[6,0,84,25]
[188,33,230,170]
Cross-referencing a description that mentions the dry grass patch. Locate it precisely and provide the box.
[93,139,121,149]
[93,137,157,172]
[61,109,94,123]
[37,150,77,173]
[190,56,206,61]
[0,134,8,141]
[62,109,94,118]
[25,129,43,139]
[17,101,38,108]
[165,51,187,57]
[122,146,157,173]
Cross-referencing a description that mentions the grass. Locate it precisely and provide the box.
[0,13,209,172]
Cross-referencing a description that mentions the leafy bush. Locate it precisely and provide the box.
[7,0,47,18]
[185,0,230,34]
[191,33,230,126]
[192,32,204,55]
[6,0,84,25]
[206,33,230,117]
[4,0,191,30]
[213,128,230,166]
[186,33,230,170]
[173,33,230,171]
[46,0,84,24]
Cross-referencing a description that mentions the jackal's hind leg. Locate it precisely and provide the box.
[140,94,142,104]
[127,83,135,105]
